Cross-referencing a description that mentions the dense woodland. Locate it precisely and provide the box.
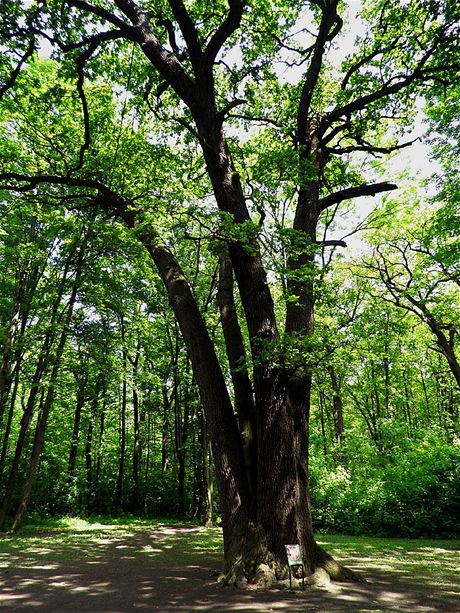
[0,0,459,587]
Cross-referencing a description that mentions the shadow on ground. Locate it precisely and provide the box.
[0,526,459,612]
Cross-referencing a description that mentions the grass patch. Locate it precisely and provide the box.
[19,514,197,531]
[318,534,460,594]
[0,518,458,596]
[0,519,223,569]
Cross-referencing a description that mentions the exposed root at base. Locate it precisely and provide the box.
[218,522,365,589]
[219,544,366,589]
[315,544,367,584]
[218,559,365,590]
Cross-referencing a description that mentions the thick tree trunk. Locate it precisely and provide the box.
[97,174,358,584]
[143,239,251,560]
[196,119,308,574]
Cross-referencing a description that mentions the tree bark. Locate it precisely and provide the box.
[217,249,256,500]
[85,0,360,581]
[142,238,251,561]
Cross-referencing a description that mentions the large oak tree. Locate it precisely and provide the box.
[0,0,459,585]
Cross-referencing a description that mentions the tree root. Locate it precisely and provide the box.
[219,539,366,589]
[315,544,367,584]
[218,520,366,589]
[218,521,284,589]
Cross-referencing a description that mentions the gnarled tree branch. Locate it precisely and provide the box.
[318,182,397,212]
[204,0,246,65]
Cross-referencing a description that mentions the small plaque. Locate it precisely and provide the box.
[285,544,302,566]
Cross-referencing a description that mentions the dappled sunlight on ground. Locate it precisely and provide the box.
[0,526,459,611]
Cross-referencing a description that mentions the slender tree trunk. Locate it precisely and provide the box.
[0,333,55,528]
[174,379,184,514]
[67,373,87,481]
[0,368,21,481]
[144,409,151,482]
[0,235,80,530]
[131,382,141,508]
[115,314,127,511]
[0,216,37,427]
[85,381,100,511]
[217,249,256,500]
[129,337,142,510]
[318,388,328,457]
[403,369,414,436]
[161,384,170,472]
[174,362,191,516]
[200,407,213,527]
[328,366,344,444]
[0,218,43,481]
[85,419,93,505]
[95,398,106,513]
[11,243,84,531]
[421,372,431,424]
[12,335,67,531]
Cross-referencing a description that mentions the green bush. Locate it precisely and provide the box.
[310,431,460,537]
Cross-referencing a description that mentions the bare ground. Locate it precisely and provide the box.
[0,526,459,612]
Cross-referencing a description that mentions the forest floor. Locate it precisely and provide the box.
[0,520,459,612]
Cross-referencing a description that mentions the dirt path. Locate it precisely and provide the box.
[0,526,459,612]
